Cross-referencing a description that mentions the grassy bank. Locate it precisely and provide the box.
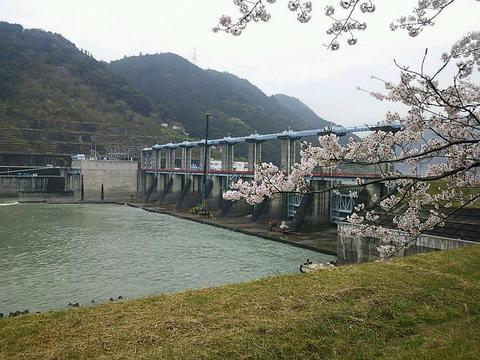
[1,247,480,359]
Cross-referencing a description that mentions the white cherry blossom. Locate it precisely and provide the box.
[215,1,478,50]
[223,32,480,260]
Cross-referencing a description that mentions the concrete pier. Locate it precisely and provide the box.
[246,138,263,172]
[180,146,193,170]
[278,132,300,173]
[199,144,211,171]
[166,147,176,169]
[220,141,235,172]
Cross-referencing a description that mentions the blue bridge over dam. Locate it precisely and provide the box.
[139,124,399,230]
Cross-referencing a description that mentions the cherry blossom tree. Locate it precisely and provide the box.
[217,1,480,259]
[213,0,473,50]
[213,0,375,50]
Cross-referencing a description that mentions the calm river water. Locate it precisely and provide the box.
[0,202,334,313]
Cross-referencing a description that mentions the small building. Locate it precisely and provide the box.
[210,160,222,170]
[233,161,248,172]
[71,154,86,161]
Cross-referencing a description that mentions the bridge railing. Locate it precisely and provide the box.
[141,167,384,180]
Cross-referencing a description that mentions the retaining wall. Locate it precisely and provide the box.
[337,222,476,264]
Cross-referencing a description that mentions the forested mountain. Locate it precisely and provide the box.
[273,94,333,130]
[108,54,331,139]
[0,21,337,158]
[0,22,184,154]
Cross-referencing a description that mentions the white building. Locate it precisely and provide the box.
[233,161,248,171]
[210,160,222,170]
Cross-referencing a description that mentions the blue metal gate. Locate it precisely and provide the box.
[330,189,357,223]
[287,193,303,219]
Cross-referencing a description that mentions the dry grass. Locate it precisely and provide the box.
[1,246,480,359]
[428,181,480,208]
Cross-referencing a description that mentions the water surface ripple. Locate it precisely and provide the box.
[0,203,334,312]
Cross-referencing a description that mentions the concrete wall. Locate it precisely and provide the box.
[0,173,72,198]
[337,222,477,264]
[301,180,332,229]
[73,160,138,201]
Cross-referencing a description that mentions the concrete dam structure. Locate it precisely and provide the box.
[139,124,399,231]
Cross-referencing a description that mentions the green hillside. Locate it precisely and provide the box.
[0,22,184,154]
[0,22,338,157]
[273,94,333,130]
[108,53,332,139]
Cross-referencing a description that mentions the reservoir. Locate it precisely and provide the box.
[0,203,334,313]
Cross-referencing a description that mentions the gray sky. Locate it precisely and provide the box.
[2,0,478,127]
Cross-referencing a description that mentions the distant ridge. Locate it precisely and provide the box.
[0,22,184,154]
[273,94,333,130]
[0,21,343,157]
[108,53,333,139]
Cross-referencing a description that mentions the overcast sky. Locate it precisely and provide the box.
[2,0,478,127]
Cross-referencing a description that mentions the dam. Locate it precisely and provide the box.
[138,124,399,229]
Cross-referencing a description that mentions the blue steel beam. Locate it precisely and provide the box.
[143,123,402,151]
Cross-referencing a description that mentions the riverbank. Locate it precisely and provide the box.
[1,246,479,359]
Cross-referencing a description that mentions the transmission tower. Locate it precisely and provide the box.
[192,47,198,65]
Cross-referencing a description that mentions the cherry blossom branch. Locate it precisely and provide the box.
[324,0,374,50]
[214,0,373,50]
[390,0,457,37]
[224,33,480,259]
[213,1,266,36]
[215,1,477,50]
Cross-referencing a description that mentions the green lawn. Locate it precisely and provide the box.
[428,181,480,208]
[1,246,480,359]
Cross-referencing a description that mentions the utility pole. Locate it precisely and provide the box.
[202,113,210,211]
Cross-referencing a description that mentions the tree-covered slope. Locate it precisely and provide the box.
[0,22,184,154]
[0,21,339,157]
[273,94,333,130]
[108,53,330,139]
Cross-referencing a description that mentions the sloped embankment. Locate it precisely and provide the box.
[1,246,479,359]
